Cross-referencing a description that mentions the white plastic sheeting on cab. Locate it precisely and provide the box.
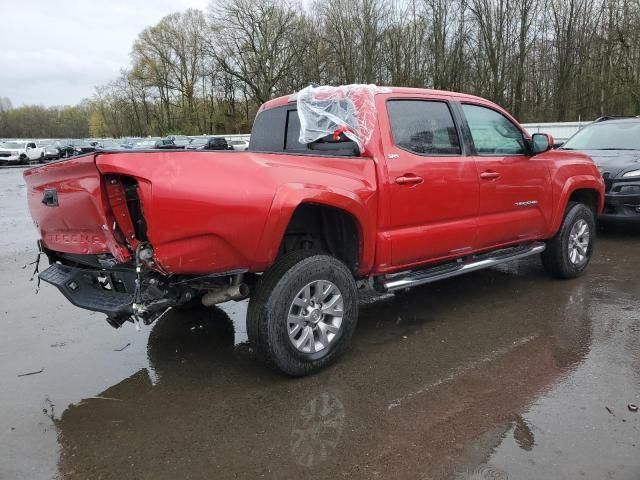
[296,84,391,153]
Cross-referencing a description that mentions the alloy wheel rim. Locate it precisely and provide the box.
[287,280,344,354]
[568,219,590,265]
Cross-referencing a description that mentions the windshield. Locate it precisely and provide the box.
[3,142,25,149]
[190,138,208,145]
[562,122,640,150]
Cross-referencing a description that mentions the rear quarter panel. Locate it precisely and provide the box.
[24,155,131,262]
[96,151,378,275]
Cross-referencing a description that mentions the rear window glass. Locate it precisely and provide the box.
[387,100,461,155]
[250,104,361,156]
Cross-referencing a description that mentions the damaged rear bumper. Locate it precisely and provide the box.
[39,263,135,318]
[38,254,250,328]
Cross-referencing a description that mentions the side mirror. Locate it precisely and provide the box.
[531,133,553,154]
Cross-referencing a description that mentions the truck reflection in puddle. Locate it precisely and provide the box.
[52,262,594,480]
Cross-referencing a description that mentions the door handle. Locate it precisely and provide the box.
[395,175,423,185]
[480,171,501,180]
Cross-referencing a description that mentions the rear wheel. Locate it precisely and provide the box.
[247,251,358,376]
[174,293,204,311]
[542,202,596,279]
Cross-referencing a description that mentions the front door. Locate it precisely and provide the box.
[461,103,552,249]
[380,97,480,267]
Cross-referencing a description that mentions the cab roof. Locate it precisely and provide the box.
[260,86,491,112]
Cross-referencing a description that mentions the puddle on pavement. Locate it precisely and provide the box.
[48,240,640,479]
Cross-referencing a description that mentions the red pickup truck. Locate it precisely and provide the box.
[24,85,604,376]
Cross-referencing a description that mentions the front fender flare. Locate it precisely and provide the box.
[549,175,605,235]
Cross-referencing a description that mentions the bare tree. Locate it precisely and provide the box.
[208,0,303,104]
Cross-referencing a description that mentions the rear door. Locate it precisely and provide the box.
[380,96,480,266]
[460,103,552,249]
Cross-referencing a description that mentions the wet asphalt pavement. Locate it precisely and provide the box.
[1,167,639,480]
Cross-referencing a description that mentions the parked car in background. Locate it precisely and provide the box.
[228,139,249,150]
[132,138,184,150]
[203,137,232,150]
[25,85,604,376]
[120,138,142,149]
[0,140,44,164]
[41,144,61,161]
[56,142,76,158]
[170,135,191,148]
[72,140,97,156]
[559,116,640,222]
[186,137,209,149]
[96,140,124,151]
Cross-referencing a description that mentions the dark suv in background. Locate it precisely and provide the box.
[560,116,640,222]
[203,137,233,150]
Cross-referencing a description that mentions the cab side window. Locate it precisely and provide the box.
[249,106,287,152]
[387,100,461,155]
[285,109,308,153]
[462,104,527,155]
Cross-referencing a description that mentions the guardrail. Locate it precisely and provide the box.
[521,121,589,143]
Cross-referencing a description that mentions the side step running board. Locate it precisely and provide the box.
[381,242,546,292]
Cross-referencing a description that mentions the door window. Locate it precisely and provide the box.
[462,104,527,155]
[387,100,461,155]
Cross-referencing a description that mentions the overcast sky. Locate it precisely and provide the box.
[0,0,210,107]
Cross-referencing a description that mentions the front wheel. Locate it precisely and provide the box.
[247,251,358,376]
[542,202,596,279]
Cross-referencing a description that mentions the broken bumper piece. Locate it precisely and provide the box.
[39,263,134,318]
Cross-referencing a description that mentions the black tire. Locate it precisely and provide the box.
[541,202,596,279]
[19,154,28,165]
[247,251,358,376]
[174,293,204,311]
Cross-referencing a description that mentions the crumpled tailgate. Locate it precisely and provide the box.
[23,155,130,262]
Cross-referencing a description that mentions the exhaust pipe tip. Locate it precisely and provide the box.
[237,283,250,298]
[201,283,249,307]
